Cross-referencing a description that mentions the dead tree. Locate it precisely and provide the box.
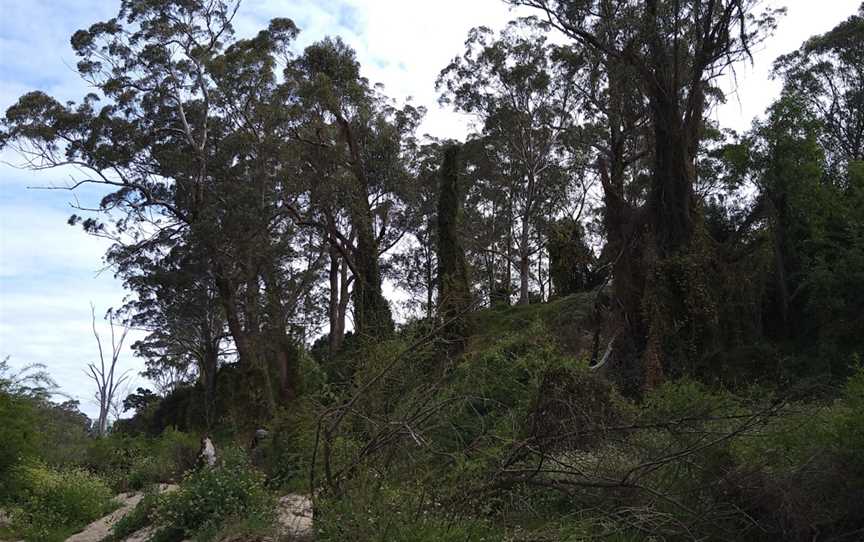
[86,304,130,436]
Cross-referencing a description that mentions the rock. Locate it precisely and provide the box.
[276,494,314,541]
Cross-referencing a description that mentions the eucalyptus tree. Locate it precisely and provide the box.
[0,1,320,412]
[388,139,450,321]
[119,242,227,426]
[510,0,781,387]
[773,4,864,180]
[287,37,424,340]
[438,17,583,305]
[741,95,825,339]
[460,135,517,305]
[437,144,472,323]
[739,92,864,371]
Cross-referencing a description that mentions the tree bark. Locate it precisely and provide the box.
[437,144,472,327]
[335,114,394,339]
[328,243,343,354]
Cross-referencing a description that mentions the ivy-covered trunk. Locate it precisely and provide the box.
[437,144,472,324]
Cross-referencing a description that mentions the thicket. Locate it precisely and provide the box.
[301,304,864,540]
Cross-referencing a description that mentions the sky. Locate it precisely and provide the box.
[0,0,860,419]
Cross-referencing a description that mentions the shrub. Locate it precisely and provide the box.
[152,447,275,541]
[127,428,198,490]
[261,401,319,491]
[727,367,864,539]
[315,476,504,542]
[84,429,198,492]
[7,463,115,542]
[104,486,161,542]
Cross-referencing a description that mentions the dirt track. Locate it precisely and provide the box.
[61,488,313,541]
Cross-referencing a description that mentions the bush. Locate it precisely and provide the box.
[83,429,199,492]
[7,463,115,542]
[152,447,275,541]
[261,401,319,491]
[726,367,864,539]
[127,428,199,490]
[105,486,161,542]
[315,476,504,542]
[0,392,42,498]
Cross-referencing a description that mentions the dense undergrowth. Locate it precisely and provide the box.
[303,296,864,541]
[3,297,864,541]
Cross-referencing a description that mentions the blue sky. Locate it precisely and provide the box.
[1,0,860,419]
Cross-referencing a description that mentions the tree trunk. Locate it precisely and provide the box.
[518,249,530,305]
[337,260,349,345]
[537,240,545,301]
[437,144,472,351]
[215,273,254,367]
[437,144,472,320]
[425,243,434,320]
[262,264,299,403]
[328,243,343,354]
[335,114,394,339]
[639,89,702,389]
[201,343,218,429]
[505,196,514,304]
[649,94,696,256]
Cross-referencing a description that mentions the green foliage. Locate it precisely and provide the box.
[315,475,504,542]
[0,391,43,493]
[0,359,91,498]
[260,402,320,492]
[5,463,115,542]
[152,448,276,541]
[126,429,199,490]
[83,429,198,492]
[122,387,159,413]
[104,487,161,542]
[547,218,596,296]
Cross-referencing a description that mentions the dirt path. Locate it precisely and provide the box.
[64,484,177,542]
[61,487,312,541]
[65,492,143,542]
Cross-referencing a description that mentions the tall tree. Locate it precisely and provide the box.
[438,17,583,305]
[437,144,472,327]
[773,4,864,179]
[512,0,781,388]
[0,2,321,414]
[288,37,423,340]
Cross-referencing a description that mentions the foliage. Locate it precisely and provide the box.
[0,359,91,498]
[315,475,505,542]
[122,387,159,413]
[104,487,161,542]
[259,401,320,492]
[152,448,276,541]
[126,429,199,490]
[5,463,115,542]
[82,429,198,492]
[546,218,597,296]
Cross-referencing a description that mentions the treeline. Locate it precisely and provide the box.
[1,0,863,423]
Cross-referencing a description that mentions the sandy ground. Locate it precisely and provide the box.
[59,488,313,541]
[64,492,144,542]
[276,494,314,540]
[64,484,176,542]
